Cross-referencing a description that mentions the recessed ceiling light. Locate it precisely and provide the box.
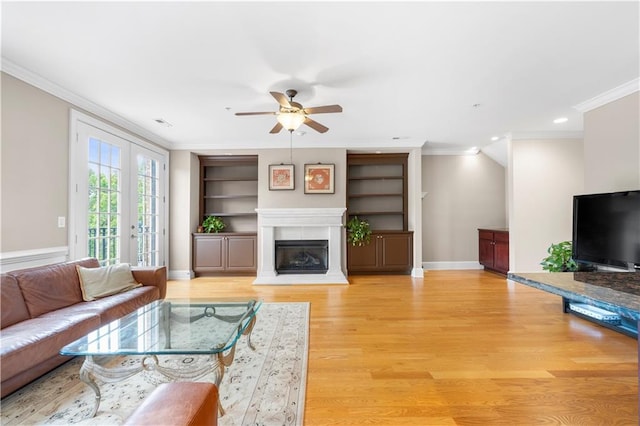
[553,117,568,124]
[466,147,479,154]
[491,136,499,141]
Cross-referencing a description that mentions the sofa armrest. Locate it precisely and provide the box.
[131,266,167,299]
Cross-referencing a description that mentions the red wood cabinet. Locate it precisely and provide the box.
[478,229,509,275]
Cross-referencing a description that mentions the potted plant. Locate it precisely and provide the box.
[201,216,226,233]
[346,216,372,247]
[541,241,578,272]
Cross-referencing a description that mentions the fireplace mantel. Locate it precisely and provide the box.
[253,208,349,284]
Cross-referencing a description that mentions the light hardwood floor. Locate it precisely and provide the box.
[167,271,638,425]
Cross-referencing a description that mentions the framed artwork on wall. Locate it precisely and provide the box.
[269,164,295,190]
[304,163,335,194]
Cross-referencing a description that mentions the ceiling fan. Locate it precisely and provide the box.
[235,89,342,134]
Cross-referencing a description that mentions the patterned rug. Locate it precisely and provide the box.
[1,302,309,425]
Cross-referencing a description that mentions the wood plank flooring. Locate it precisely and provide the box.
[166,271,638,425]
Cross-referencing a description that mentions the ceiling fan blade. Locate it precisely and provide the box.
[235,111,276,116]
[303,105,343,114]
[270,91,291,108]
[269,122,283,134]
[304,117,329,133]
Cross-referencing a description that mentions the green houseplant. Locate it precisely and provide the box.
[346,216,372,247]
[541,241,578,272]
[202,216,226,233]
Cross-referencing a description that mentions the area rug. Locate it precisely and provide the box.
[1,302,309,426]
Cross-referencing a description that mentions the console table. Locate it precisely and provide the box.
[508,272,640,338]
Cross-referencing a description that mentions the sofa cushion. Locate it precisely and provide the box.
[0,312,100,380]
[77,263,141,301]
[1,274,31,329]
[13,258,99,318]
[42,285,160,325]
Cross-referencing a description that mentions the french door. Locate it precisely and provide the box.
[71,114,167,267]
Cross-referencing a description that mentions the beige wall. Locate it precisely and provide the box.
[422,153,506,264]
[507,91,639,273]
[584,92,639,193]
[168,151,200,278]
[1,73,71,251]
[508,137,584,272]
[0,73,165,258]
[257,148,347,209]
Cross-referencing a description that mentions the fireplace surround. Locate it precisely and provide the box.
[254,208,348,284]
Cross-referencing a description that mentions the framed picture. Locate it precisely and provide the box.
[304,163,335,194]
[269,164,295,190]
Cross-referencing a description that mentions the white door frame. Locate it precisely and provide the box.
[69,110,169,266]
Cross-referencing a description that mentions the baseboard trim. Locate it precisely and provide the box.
[168,270,195,280]
[0,246,69,272]
[422,261,483,271]
[411,267,425,278]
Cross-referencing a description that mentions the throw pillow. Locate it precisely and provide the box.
[76,263,142,301]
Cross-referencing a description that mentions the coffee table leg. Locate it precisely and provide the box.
[78,355,147,417]
[243,314,258,350]
[79,356,102,417]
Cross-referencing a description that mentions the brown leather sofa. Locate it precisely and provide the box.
[0,258,167,398]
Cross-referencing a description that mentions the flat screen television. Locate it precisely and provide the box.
[572,190,640,270]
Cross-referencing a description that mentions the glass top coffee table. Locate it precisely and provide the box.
[60,299,261,417]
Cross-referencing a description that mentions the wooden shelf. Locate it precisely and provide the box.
[203,195,257,199]
[203,212,257,217]
[347,176,403,181]
[203,177,257,182]
[348,211,404,216]
[348,193,402,198]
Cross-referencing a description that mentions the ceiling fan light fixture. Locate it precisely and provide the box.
[276,111,306,131]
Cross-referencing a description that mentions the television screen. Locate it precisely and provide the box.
[572,190,640,270]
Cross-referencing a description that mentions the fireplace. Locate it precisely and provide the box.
[254,208,348,284]
[275,240,328,274]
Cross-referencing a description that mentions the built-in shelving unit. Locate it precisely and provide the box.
[347,153,412,274]
[346,153,408,231]
[199,155,258,233]
[195,155,258,276]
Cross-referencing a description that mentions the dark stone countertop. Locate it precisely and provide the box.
[508,271,640,320]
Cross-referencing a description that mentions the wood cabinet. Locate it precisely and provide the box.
[346,153,412,274]
[478,228,509,275]
[347,231,413,274]
[194,155,258,276]
[193,233,256,275]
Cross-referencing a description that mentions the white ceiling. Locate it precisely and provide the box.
[2,1,639,154]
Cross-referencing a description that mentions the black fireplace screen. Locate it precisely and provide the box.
[275,240,328,274]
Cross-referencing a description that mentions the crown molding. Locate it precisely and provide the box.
[508,131,583,140]
[1,58,174,150]
[573,78,640,113]
[421,148,480,156]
